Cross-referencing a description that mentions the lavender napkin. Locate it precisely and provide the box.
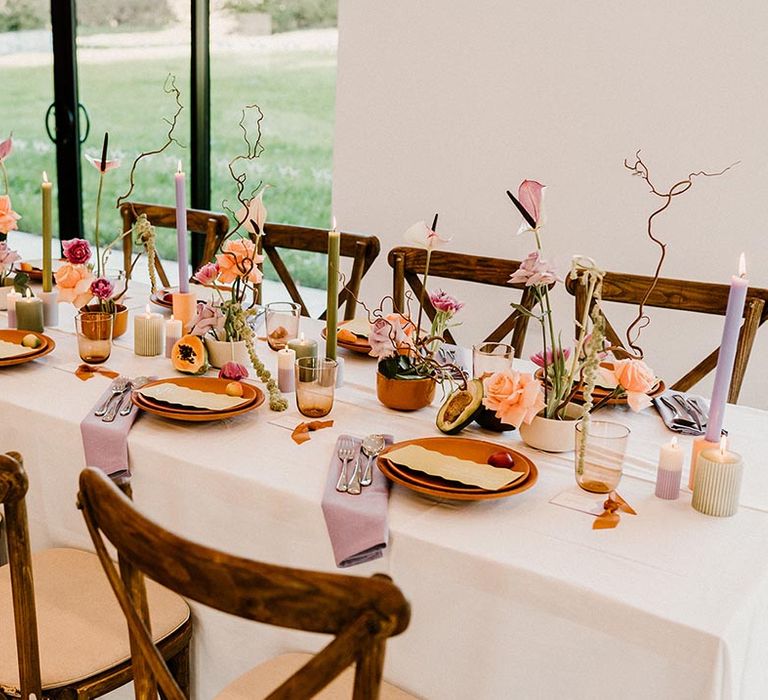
[653,392,709,436]
[80,380,140,480]
[321,434,393,568]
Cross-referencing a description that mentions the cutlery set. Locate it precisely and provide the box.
[654,393,709,435]
[336,434,386,494]
[93,376,150,423]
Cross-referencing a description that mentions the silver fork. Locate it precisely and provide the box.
[335,438,355,493]
[94,377,130,417]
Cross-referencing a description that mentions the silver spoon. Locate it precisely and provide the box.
[94,377,130,417]
[360,434,386,487]
[119,376,151,416]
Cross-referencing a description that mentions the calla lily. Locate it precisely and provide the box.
[0,134,12,161]
[235,187,268,235]
[84,154,120,173]
[403,220,451,250]
[509,180,546,235]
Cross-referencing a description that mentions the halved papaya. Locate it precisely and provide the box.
[172,334,209,375]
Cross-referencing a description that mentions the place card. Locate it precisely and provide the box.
[139,383,248,410]
[549,487,608,516]
[385,444,525,490]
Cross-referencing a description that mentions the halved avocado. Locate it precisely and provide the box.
[436,379,484,434]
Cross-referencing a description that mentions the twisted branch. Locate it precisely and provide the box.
[623,150,739,357]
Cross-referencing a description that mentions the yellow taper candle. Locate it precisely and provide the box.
[325,217,339,360]
[41,171,53,292]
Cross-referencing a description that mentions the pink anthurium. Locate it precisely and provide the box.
[84,154,121,173]
[0,134,12,161]
[235,187,268,235]
[518,180,545,227]
[403,220,451,251]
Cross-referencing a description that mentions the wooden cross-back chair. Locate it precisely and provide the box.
[388,246,543,358]
[77,467,414,700]
[0,453,192,700]
[259,223,380,321]
[565,270,768,403]
[120,202,230,287]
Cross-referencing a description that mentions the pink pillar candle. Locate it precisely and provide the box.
[165,315,183,358]
[277,347,296,393]
[6,291,21,328]
[656,437,684,500]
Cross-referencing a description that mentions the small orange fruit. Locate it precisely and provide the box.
[225,382,244,397]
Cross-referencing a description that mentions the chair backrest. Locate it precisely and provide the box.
[77,467,410,700]
[565,270,768,403]
[0,452,43,700]
[120,202,230,287]
[260,223,380,321]
[388,246,541,358]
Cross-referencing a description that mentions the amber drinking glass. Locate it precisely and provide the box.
[575,420,631,493]
[75,312,114,364]
[295,357,338,417]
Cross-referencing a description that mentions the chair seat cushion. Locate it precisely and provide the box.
[0,547,190,690]
[215,652,418,699]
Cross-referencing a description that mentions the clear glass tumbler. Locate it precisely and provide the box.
[472,342,514,379]
[75,312,114,364]
[295,357,338,417]
[265,301,301,350]
[575,420,631,493]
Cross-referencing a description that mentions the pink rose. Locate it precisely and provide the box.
[194,262,220,286]
[55,262,95,307]
[62,238,92,265]
[0,241,21,276]
[218,362,249,380]
[482,370,545,428]
[368,314,415,359]
[90,277,114,300]
[189,301,225,338]
[509,251,558,287]
[429,289,464,314]
[0,195,21,234]
[611,358,656,412]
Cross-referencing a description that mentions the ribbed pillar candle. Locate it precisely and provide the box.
[692,443,743,517]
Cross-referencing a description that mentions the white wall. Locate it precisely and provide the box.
[332,0,768,407]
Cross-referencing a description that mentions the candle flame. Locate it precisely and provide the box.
[719,436,727,456]
[738,252,747,278]
[177,160,183,174]
[42,171,48,183]
[299,332,305,342]
[170,315,175,321]
[145,304,151,315]
[671,436,678,448]
[331,215,337,231]
[25,288,32,298]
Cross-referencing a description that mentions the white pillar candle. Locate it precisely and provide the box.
[6,291,21,328]
[15,289,44,332]
[134,304,164,357]
[655,436,684,500]
[287,332,318,362]
[39,290,59,328]
[692,438,743,517]
[277,347,296,393]
[165,315,183,358]
[334,355,345,388]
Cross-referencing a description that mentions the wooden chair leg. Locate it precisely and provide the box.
[166,644,191,699]
[728,298,764,403]
[121,208,133,281]
[342,241,367,321]
[155,255,171,289]
[392,253,405,314]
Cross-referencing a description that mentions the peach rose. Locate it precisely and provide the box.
[0,195,21,234]
[612,358,656,412]
[216,238,264,284]
[55,262,95,307]
[482,370,545,428]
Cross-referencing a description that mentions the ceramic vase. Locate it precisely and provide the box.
[519,403,584,453]
[205,337,251,369]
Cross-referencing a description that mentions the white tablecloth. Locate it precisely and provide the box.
[1,284,767,699]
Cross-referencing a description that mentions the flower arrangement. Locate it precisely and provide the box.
[481,369,545,428]
[0,240,20,287]
[369,217,464,386]
[55,239,96,306]
[504,181,656,422]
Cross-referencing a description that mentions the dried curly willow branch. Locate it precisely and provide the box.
[222,103,265,241]
[623,150,739,357]
[116,74,184,210]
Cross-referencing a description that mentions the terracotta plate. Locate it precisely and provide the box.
[18,259,66,281]
[149,289,175,309]
[132,376,264,422]
[377,436,538,501]
[0,330,56,367]
[321,323,372,355]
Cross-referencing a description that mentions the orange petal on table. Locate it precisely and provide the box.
[613,492,637,515]
[291,420,334,444]
[75,364,119,381]
[593,496,622,529]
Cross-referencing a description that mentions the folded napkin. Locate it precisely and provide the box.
[80,380,140,481]
[321,434,393,568]
[653,392,709,436]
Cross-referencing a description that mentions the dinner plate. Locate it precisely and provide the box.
[321,321,372,355]
[18,259,66,281]
[377,436,538,501]
[132,377,264,421]
[149,288,175,309]
[0,330,56,367]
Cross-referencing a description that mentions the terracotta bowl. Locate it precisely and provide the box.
[376,372,436,411]
[81,303,129,339]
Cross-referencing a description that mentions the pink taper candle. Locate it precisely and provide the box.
[705,253,748,443]
[175,161,190,293]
